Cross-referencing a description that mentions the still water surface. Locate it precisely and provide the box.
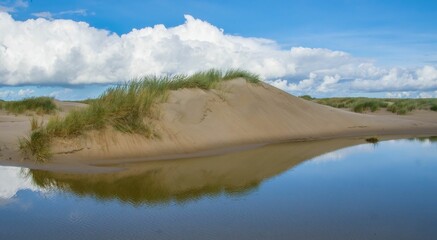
[1,138,437,240]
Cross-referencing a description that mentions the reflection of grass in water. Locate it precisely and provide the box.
[411,136,437,143]
[19,69,260,162]
[365,137,379,144]
[26,169,259,206]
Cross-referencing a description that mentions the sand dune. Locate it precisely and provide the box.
[55,79,436,163]
[1,79,437,167]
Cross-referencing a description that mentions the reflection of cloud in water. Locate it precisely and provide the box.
[414,137,437,148]
[0,166,41,203]
[311,144,375,164]
[420,140,433,147]
[387,137,437,148]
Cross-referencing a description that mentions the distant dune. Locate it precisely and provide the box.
[1,78,437,167]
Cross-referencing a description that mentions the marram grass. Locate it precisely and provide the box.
[20,69,260,162]
[300,96,437,115]
[0,97,57,115]
[19,127,52,163]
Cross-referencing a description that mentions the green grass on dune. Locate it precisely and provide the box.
[19,127,52,162]
[0,97,57,115]
[352,100,388,113]
[20,69,260,162]
[46,69,259,138]
[222,69,260,84]
[299,95,314,101]
[386,98,437,114]
[312,97,388,112]
[300,96,437,115]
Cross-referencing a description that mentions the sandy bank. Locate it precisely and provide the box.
[1,79,437,167]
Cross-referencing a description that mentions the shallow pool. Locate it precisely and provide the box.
[1,138,437,240]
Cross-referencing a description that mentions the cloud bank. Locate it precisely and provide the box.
[0,12,436,97]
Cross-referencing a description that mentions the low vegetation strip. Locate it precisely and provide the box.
[19,69,260,162]
[300,96,437,115]
[0,97,57,115]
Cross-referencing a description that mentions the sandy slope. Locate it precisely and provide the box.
[1,78,437,166]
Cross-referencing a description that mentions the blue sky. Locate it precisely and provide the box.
[1,0,437,99]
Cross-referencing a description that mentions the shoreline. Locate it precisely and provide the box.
[1,131,436,173]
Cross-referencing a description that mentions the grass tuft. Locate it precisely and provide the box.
[352,100,388,113]
[299,95,314,101]
[222,69,260,84]
[19,129,52,162]
[30,117,43,131]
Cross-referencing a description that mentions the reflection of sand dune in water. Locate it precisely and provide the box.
[28,138,366,205]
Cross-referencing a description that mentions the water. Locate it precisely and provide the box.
[1,138,437,240]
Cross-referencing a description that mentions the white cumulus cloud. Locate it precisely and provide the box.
[49,88,73,98]
[351,66,437,92]
[0,12,436,97]
[0,12,366,86]
[418,91,437,98]
[17,88,34,96]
